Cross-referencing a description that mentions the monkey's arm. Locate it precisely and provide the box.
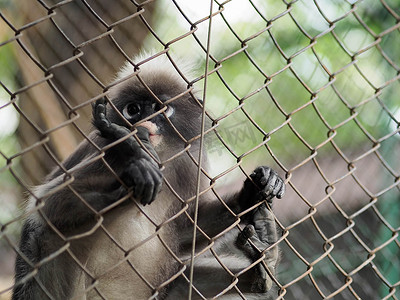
[170,167,284,298]
[194,167,284,293]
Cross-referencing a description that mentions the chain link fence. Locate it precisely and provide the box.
[1,0,399,299]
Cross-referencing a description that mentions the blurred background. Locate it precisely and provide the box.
[0,0,399,299]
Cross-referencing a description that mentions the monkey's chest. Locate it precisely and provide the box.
[73,203,175,298]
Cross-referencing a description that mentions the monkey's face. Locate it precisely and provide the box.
[108,79,203,160]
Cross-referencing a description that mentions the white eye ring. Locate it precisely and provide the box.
[165,106,174,118]
[122,103,140,119]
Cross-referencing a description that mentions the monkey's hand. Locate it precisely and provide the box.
[235,166,284,292]
[239,166,285,211]
[250,166,285,202]
[92,98,162,205]
[236,204,279,293]
[120,157,163,205]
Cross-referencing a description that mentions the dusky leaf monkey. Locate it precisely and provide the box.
[12,54,285,299]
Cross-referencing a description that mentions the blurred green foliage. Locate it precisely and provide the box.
[149,0,399,171]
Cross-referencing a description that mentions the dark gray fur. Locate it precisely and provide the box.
[12,61,285,300]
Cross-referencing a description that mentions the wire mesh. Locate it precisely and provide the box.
[0,0,399,299]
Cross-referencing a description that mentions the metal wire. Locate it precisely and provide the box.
[188,0,214,298]
[0,0,399,299]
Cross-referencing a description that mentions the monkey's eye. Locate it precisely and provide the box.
[165,106,174,118]
[122,103,141,119]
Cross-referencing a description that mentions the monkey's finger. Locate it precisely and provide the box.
[252,167,282,201]
[92,97,107,117]
[265,174,286,203]
[264,179,279,202]
[246,230,270,252]
[259,167,271,186]
[122,163,137,187]
[236,225,275,292]
[122,127,161,163]
[251,167,270,186]
[152,180,162,204]
[92,98,145,158]
[237,225,256,247]
[237,226,253,250]
[135,127,160,162]
[236,225,262,259]
[105,126,150,160]
[270,177,284,200]
[134,159,158,205]
[146,165,163,205]
[277,179,285,199]
[95,116,133,144]
[251,263,272,293]
[92,98,118,134]
[91,99,140,148]
[123,161,150,205]
[106,124,131,141]
[237,225,273,293]
[253,205,277,245]
[253,206,279,280]
[93,101,111,130]
[127,163,145,195]
[141,173,155,206]
[135,160,150,204]
[94,97,107,106]
[136,126,150,142]
[264,169,279,195]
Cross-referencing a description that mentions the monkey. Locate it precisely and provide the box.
[12,54,285,300]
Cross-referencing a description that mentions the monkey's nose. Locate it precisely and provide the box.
[137,121,162,147]
[137,121,159,135]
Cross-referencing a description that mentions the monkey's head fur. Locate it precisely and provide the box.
[103,54,204,160]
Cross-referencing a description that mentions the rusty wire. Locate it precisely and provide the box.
[0,0,400,299]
